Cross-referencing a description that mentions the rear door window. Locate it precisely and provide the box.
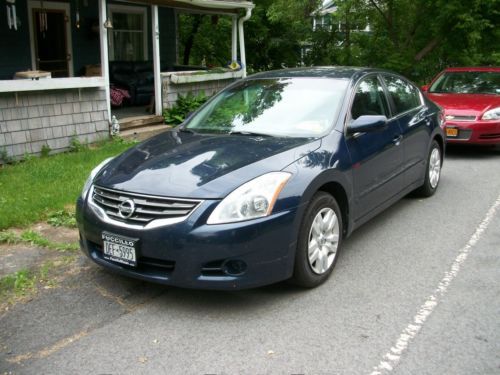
[382,75,422,116]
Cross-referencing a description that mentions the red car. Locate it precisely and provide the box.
[422,67,500,145]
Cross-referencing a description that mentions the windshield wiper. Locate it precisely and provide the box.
[178,128,196,134]
[228,130,273,137]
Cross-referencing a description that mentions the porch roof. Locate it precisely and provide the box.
[128,0,254,13]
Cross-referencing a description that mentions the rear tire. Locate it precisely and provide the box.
[415,140,442,197]
[291,192,343,288]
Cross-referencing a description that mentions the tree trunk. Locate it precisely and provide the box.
[183,15,203,65]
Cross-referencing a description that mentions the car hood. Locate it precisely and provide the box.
[94,130,321,199]
[427,93,500,117]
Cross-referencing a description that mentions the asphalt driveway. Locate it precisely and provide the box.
[1,145,499,374]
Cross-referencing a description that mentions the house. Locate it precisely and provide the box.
[311,1,371,34]
[312,0,337,32]
[0,0,254,161]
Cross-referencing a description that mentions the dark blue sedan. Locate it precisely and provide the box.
[76,67,445,290]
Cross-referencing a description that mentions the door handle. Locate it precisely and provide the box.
[392,134,403,146]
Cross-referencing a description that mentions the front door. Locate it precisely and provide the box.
[345,74,405,221]
[29,1,73,77]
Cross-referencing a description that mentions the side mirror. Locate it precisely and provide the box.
[347,115,388,135]
[421,84,429,92]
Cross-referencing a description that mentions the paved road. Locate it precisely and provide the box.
[2,145,499,374]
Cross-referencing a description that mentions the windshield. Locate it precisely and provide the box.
[185,78,348,137]
[429,71,500,95]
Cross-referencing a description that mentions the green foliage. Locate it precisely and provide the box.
[0,139,133,229]
[0,269,36,297]
[20,230,51,248]
[176,0,498,83]
[69,136,88,153]
[20,230,79,252]
[178,14,233,67]
[0,147,13,164]
[244,0,321,71]
[163,92,208,125]
[0,230,19,244]
[40,144,51,158]
[47,210,77,228]
[302,0,500,82]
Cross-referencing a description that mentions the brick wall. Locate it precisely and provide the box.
[0,88,109,161]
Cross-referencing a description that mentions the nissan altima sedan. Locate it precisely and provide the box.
[77,67,445,290]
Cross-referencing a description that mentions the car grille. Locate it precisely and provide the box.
[92,185,201,225]
[445,115,476,122]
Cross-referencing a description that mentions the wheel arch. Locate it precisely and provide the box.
[433,133,445,163]
[317,181,350,237]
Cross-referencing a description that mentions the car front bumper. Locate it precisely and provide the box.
[444,120,500,145]
[76,196,301,290]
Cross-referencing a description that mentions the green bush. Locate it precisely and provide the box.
[40,144,51,158]
[163,92,208,125]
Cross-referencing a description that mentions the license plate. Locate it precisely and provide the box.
[102,232,138,267]
[446,127,458,137]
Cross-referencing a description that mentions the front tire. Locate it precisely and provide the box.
[415,140,442,197]
[291,192,343,288]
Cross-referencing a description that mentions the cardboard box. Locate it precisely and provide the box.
[85,64,101,77]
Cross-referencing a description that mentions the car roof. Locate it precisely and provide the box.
[248,66,384,80]
[443,66,500,72]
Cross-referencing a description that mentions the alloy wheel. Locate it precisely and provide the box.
[429,147,441,189]
[307,207,340,274]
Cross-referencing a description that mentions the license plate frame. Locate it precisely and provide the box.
[446,127,459,137]
[101,232,138,267]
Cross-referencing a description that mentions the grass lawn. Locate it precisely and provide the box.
[0,139,135,230]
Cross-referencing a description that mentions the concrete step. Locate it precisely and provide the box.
[119,115,165,130]
[120,124,172,142]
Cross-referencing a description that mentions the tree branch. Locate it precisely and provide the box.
[368,0,389,25]
[414,38,440,61]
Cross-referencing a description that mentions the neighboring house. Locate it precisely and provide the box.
[0,0,254,160]
[312,0,337,32]
[311,0,371,34]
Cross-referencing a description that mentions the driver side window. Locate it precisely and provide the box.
[351,76,390,120]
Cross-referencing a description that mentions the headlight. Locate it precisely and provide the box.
[207,172,291,224]
[482,107,500,120]
[81,157,114,199]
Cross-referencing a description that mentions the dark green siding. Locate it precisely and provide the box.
[0,0,177,79]
[0,2,31,79]
[71,0,101,76]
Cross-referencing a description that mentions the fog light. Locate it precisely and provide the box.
[222,259,247,276]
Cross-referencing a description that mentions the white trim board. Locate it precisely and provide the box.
[0,77,106,93]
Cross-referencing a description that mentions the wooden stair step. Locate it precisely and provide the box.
[118,115,165,130]
[120,124,172,142]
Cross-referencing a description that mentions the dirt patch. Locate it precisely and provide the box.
[0,223,79,278]
[31,223,79,244]
[0,244,52,278]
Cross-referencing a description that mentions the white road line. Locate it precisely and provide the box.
[369,193,500,375]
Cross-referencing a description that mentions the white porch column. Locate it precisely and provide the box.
[231,16,238,62]
[238,8,252,78]
[98,0,111,122]
[152,5,162,116]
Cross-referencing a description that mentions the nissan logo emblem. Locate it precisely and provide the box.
[118,199,135,219]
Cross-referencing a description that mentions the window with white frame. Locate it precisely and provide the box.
[109,5,148,61]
